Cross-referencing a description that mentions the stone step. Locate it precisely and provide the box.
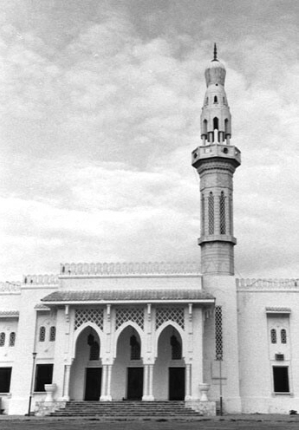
[50,401,201,418]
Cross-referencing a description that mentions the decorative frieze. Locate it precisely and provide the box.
[237,278,299,289]
[60,261,201,276]
[155,307,185,330]
[115,307,144,330]
[74,308,104,331]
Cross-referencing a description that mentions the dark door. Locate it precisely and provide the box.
[85,368,102,400]
[127,367,143,400]
[169,367,185,400]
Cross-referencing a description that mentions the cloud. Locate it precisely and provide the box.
[1,2,299,280]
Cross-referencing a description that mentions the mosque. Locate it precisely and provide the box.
[0,47,298,416]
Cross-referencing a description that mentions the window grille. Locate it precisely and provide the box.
[170,335,182,360]
[219,192,226,234]
[156,307,185,330]
[75,308,104,331]
[115,308,144,330]
[229,195,233,234]
[201,193,205,235]
[215,306,223,360]
[9,332,16,347]
[49,326,56,342]
[89,341,100,360]
[130,335,141,360]
[281,329,287,344]
[0,333,5,347]
[271,328,277,344]
[39,326,46,342]
[208,192,214,235]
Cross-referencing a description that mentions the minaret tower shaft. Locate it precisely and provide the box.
[192,46,241,275]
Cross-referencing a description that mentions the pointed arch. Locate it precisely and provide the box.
[113,322,144,359]
[213,117,219,130]
[72,322,104,359]
[154,322,186,359]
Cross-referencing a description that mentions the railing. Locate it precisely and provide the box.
[23,275,59,285]
[0,282,21,292]
[236,278,299,289]
[60,262,201,276]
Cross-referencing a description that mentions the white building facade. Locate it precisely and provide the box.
[0,48,298,415]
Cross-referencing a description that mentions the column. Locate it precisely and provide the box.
[185,363,192,400]
[63,364,72,401]
[142,364,149,401]
[106,365,112,401]
[100,365,108,401]
[148,364,154,401]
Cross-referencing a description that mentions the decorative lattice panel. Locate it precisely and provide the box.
[75,308,104,330]
[115,308,144,330]
[155,307,185,330]
[219,192,226,234]
[208,192,214,234]
[215,306,223,360]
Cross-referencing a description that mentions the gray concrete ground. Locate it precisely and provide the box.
[0,415,299,430]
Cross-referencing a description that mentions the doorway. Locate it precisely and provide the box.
[169,367,185,400]
[127,367,143,400]
[85,368,102,400]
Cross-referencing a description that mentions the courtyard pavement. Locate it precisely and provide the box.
[0,415,299,430]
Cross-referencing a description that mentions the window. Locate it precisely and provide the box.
[9,332,16,347]
[215,306,223,360]
[170,335,182,360]
[273,366,289,393]
[208,192,214,235]
[201,193,205,235]
[130,335,141,360]
[214,96,218,103]
[49,326,56,342]
[213,117,219,130]
[0,333,5,347]
[34,364,53,392]
[0,368,12,393]
[281,329,287,344]
[89,341,100,361]
[39,326,46,342]
[220,191,226,234]
[271,329,277,344]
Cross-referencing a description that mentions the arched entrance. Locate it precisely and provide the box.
[111,325,143,400]
[70,326,102,400]
[154,325,185,400]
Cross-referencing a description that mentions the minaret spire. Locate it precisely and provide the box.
[213,43,217,61]
[191,51,241,276]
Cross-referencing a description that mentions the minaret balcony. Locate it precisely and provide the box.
[191,143,241,169]
[198,234,237,246]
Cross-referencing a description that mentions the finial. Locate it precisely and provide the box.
[213,43,217,61]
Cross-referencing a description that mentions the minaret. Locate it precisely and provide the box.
[192,45,241,275]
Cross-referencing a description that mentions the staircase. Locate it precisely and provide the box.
[49,401,202,419]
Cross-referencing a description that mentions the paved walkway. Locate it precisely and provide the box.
[0,415,299,430]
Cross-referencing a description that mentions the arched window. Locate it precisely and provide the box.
[202,119,208,135]
[170,335,182,360]
[130,335,141,360]
[201,193,205,235]
[281,329,287,344]
[271,329,277,344]
[214,96,218,103]
[220,192,226,234]
[89,341,100,360]
[39,326,46,342]
[49,326,56,342]
[225,119,229,135]
[213,117,219,130]
[9,332,16,347]
[0,333,5,347]
[208,192,214,235]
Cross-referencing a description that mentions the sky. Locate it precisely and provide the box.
[1,0,299,281]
